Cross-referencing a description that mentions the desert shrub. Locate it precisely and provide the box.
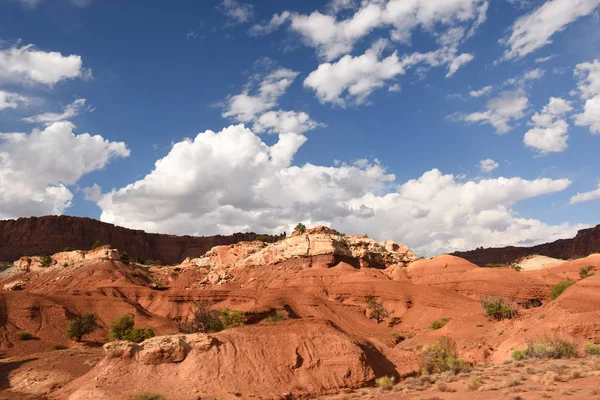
[392,332,405,344]
[220,308,244,329]
[523,338,578,359]
[421,337,469,375]
[584,343,600,355]
[481,296,517,320]
[510,265,523,272]
[109,313,154,343]
[91,240,102,249]
[430,317,450,330]
[467,375,481,391]
[178,301,224,334]
[376,376,395,390]
[255,235,268,243]
[62,247,72,252]
[131,393,165,400]
[550,279,575,300]
[579,265,596,280]
[39,255,53,268]
[52,344,68,350]
[263,310,288,323]
[484,263,509,268]
[67,312,99,342]
[366,297,390,323]
[15,331,36,341]
[512,349,527,360]
[120,252,130,262]
[294,223,306,233]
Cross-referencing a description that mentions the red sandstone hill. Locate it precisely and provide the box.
[0,215,283,264]
[452,223,600,266]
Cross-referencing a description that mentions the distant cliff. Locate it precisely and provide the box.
[0,216,284,263]
[452,224,600,266]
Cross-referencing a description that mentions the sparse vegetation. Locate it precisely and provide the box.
[376,376,395,390]
[178,301,224,333]
[91,240,102,249]
[467,375,481,391]
[67,312,99,342]
[15,331,36,341]
[120,252,130,262]
[39,255,53,268]
[366,297,390,323]
[294,223,306,233]
[52,344,68,350]
[220,308,245,329]
[512,349,527,360]
[255,235,268,243]
[263,310,288,323]
[109,313,155,343]
[513,337,578,360]
[63,262,69,268]
[481,296,518,320]
[584,343,600,355]
[430,317,450,330]
[579,265,596,280]
[420,337,469,375]
[62,247,72,252]
[392,332,405,344]
[550,279,575,300]
[131,393,166,400]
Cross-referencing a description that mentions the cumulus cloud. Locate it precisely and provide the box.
[454,90,529,134]
[249,12,291,36]
[524,97,573,153]
[218,0,254,25]
[22,98,89,125]
[304,40,474,105]
[502,0,600,60]
[90,123,580,255]
[470,85,493,98]
[570,184,600,204]
[222,68,321,134]
[283,0,488,61]
[0,90,28,110]
[0,44,89,86]
[0,121,130,219]
[573,60,600,134]
[479,159,499,173]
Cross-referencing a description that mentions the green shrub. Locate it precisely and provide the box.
[131,393,165,400]
[15,331,36,341]
[421,337,469,375]
[109,313,154,343]
[392,332,405,344]
[523,337,578,359]
[91,240,102,249]
[510,265,523,272]
[178,301,224,334]
[120,252,130,262]
[366,297,389,323]
[584,343,600,355]
[62,247,72,252]
[52,344,68,350]
[39,255,53,268]
[255,235,268,243]
[294,223,306,233]
[512,350,527,360]
[481,296,518,320]
[220,308,244,329]
[263,310,288,323]
[430,317,450,330]
[376,376,395,390]
[67,312,99,342]
[550,279,575,300]
[579,265,596,280]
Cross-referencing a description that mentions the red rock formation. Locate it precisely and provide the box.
[452,224,600,266]
[0,215,283,264]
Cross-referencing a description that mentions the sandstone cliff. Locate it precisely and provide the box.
[0,215,283,264]
[452,224,600,266]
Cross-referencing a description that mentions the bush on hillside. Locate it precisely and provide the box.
[15,331,36,341]
[220,308,245,329]
[518,337,578,359]
[579,265,596,280]
[91,240,102,249]
[376,376,395,390]
[366,297,390,323]
[481,296,518,320]
[39,255,53,268]
[294,223,306,233]
[550,279,575,300]
[584,343,600,355]
[430,317,450,330]
[420,337,469,375]
[109,313,154,343]
[67,312,99,342]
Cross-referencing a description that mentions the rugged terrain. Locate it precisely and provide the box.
[0,225,599,399]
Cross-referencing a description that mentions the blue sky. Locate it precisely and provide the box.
[0,0,599,255]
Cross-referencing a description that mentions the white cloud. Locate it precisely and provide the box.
[249,12,291,36]
[479,158,499,173]
[524,97,573,153]
[454,90,529,134]
[218,0,254,25]
[92,123,581,255]
[0,121,130,219]
[0,90,28,110]
[502,0,600,60]
[0,44,89,86]
[222,68,321,135]
[83,183,102,202]
[570,184,600,204]
[304,40,474,105]
[286,0,488,61]
[574,95,600,134]
[535,55,554,63]
[388,83,401,93]
[504,68,545,88]
[573,59,600,134]
[470,85,492,97]
[22,98,89,125]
